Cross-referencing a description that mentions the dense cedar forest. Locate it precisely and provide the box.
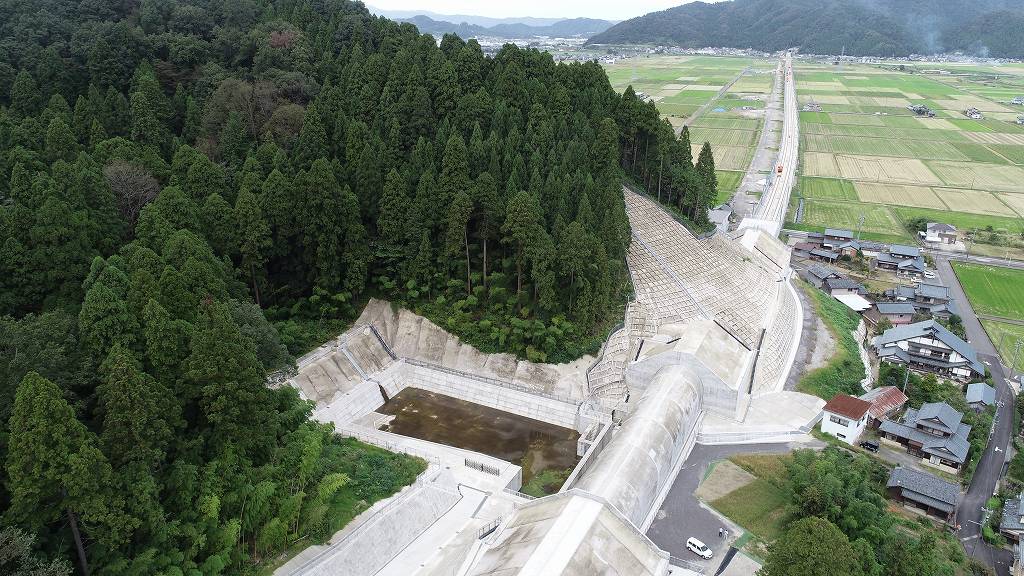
[587,0,1024,58]
[0,0,715,574]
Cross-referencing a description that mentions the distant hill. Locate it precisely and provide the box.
[587,0,1024,58]
[379,13,615,39]
[367,7,565,28]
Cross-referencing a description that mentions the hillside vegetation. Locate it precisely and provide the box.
[588,0,1024,58]
[0,0,720,573]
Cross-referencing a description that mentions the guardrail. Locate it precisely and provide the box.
[465,458,501,476]
[502,488,537,501]
[476,517,503,539]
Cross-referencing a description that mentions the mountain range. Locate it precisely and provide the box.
[587,0,1024,58]
[367,6,614,39]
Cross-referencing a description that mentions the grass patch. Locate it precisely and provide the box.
[729,453,789,482]
[710,478,790,541]
[796,280,865,399]
[520,468,572,498]
[953,261,1024,320]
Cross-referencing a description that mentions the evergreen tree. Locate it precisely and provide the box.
[6,373,129,574]
[186,300,275,455]
[235,186,271,306]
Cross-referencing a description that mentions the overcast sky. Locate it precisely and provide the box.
[368,1,690,21]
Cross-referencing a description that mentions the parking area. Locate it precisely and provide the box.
[646,440,822,572]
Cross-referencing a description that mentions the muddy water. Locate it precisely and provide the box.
[378,387,580,485]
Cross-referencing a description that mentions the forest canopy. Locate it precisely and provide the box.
[0,0,715,574]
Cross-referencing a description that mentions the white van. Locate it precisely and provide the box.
[686,537,713,559]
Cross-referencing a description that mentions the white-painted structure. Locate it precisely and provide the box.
[820,394,871,445]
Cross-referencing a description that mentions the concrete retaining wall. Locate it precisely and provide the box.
[404,363,580,429]
[313,379,387,427]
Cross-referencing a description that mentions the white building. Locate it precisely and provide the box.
[873,320,984,382]
[821,394,872,444]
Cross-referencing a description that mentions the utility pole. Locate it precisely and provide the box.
[1012,339,1023,377]
[856,213,865,241]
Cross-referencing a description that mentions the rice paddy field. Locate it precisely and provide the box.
[787,61,1024,241]
[604,55,777,201]
[952,261,1024,320]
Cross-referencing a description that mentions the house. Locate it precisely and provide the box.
[856,239,886,258]
[884,282,958,319]
[875,253,926,277]
[923,223,958,245]
[859,386,909,428]
[838,240,861,258]
[889,244,921,260]
[810,248,839,262]
[867,302,917,326]
[802,264,842,289]
[823,277,863,296]
[793,242,817,257]
[966,382,996,412]
[823,228,854,249]
[879,401,972,474]
[1002,494,1024,542]
[873,320,985,382]
[821,394,872,444]
[886,467,960,525]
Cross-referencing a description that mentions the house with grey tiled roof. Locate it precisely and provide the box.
[1002,494,1024,542]
[886,467,960,524]
[966,382,996,412]
[879,401,972,474]
[884,281,959,319]
[873,320,985,382]
[867,302,917,326]
[823,228,854,249]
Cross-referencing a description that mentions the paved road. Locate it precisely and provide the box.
[925,247,1024,272]
[646,440,820,572]
[738,52,798,235]
[936,255,1016,575]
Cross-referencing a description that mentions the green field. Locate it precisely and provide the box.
[982,320,1024,372]
[798,177,858,200]
[952,261,1024,320]
[790,62,1024,236]
[604,55,775,180]
[709,454,791,542]
[716,170,743,205]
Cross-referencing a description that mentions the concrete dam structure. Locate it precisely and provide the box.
[280,188,823,576]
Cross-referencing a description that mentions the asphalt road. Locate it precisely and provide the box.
[646,441,819,572]
[937,255,1016,575]
[751,52,798,227]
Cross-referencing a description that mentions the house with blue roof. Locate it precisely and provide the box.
[873,320,984,382]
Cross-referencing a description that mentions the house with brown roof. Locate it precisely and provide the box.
[821,394,872,444]
[859,386,909,428]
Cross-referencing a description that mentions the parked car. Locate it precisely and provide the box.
[923,270,936,279]
[686,537,713,560]
[859,440,879,452]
